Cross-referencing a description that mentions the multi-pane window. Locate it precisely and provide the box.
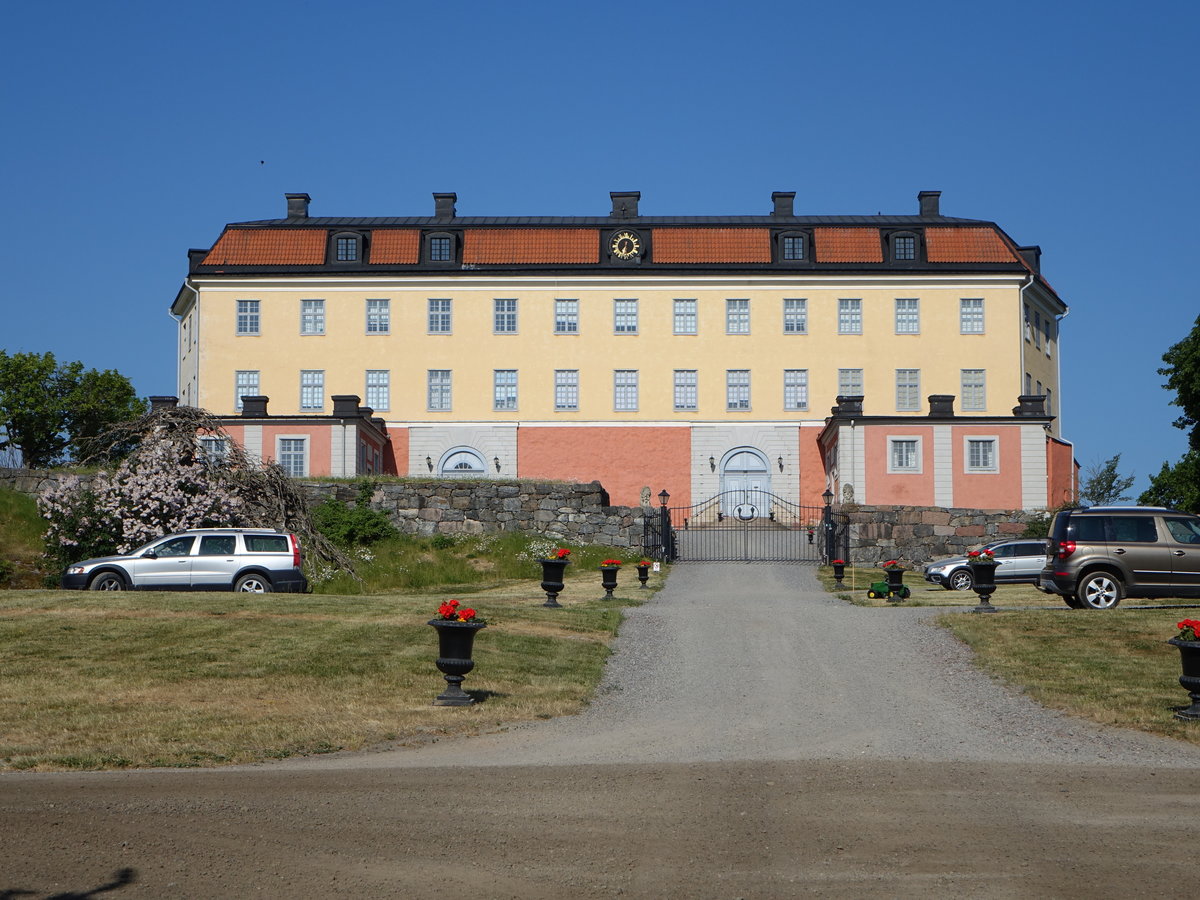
[493,369,518,410]
[555,299,579,334]
[1033,310,1042,348]
[961,369,986,411]
[235,370,259,410]
[494,299,518,333]
[674,299,697,335]
[300,299,325,335]
[614,299,638,334]
[335,236,358,262]
[726,299,750,334]
[838,299,862,334]
[427,370,452,411]
[784,369,809,410]
[365,370,390,411]
[199,436,231,466]
[237,299,260,335]
[894,235,916,260]
[894,298,919,334]
[429,236,452,261]
[966,438,997,471]
[726,369,750,410]
[278,438,308,477]
[1045,388,1053,415]
[614,370,638,410]
[555,369,579,411]
[782,235,805,260]
[428,298,452,333]
[1044,316,1053,355]
[783,298,807,334]
[1024,372,1033,395]
[895,369,921,411]
[960,298,984,334]
[674,369,698,411]
[838,368,864,396]
[890,439,919,471]
[300,370,324,411]
[366,299,390,334]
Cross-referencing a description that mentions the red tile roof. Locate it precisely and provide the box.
[651,228,771,263]
[369,229,420,264]
[812,228,884,263]
[463,229,599,264]
[925,227,1018,262]
[201,229,326,266]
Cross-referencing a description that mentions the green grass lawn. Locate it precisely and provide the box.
[0,566,661,772]
[0,487,48,588]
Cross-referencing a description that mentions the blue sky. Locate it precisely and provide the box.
[2,0,1197,493]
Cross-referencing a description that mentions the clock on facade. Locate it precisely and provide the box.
[609,230,642,260]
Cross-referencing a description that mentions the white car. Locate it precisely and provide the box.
[923,539,1049,591]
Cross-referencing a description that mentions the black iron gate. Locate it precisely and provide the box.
[643,489,850,563]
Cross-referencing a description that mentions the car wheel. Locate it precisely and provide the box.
[1077,572,1122,609]
[88,572,125,591]
[947,568,974,591]
[235,574,273,593]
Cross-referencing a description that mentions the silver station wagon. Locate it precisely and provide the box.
[61,528,308,593]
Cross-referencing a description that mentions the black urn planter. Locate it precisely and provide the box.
[831,561,846,586]
[1168,638,1200,720]
[635,564,650,588]
[539,558,570,607]
[968,560,1000,613]
[428,619,487,706]
[599,566,620,599]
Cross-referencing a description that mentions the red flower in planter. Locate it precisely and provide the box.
[601,559,623,567]
[555,548,571,559]
[436,599,483,623]
[1177,619,1200,641]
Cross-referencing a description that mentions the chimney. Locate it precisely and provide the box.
[918,190,941,217]
[834,395,864,417]
[772,191,795,217]
[1013,394,1047,417]
[149,396,179,413]
[1018,245,1042,274]
[241,395,269,417]
[928,394,955,416]
[433,192,457,219]
[285,193,311,219]
[331,395,363,417]
[610,191,640,218]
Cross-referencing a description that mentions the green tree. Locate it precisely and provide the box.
[1139,451,1200,514]
[0,351,146,468]
[1079,453,1135,506]
[1159,313,1200,450]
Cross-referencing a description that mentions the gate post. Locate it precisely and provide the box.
[821,488,835,564]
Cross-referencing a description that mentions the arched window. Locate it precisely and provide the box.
[439,447,486,477]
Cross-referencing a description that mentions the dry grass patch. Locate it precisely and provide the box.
[0,572,660,771]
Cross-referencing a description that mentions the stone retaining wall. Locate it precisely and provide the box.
[840,504,1033,567]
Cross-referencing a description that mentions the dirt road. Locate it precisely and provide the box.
[4,565,1199,898]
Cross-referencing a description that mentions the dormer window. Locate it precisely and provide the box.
[425,232,456,264]
[330,231,364,264]
[892,233,917,261]
[781,234,806,261]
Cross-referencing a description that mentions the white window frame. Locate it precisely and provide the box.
[365,370,390,411]
[894,298,919,334]
[726,369,750,411]
[726,299,750,335]
[965,436,999,473]
[277,436,309,478]
[555,369,579,411]
[888,436,922,473]
[614,299,639,334]
[674,369,697,411]
[428,369,452,411]
[838,368,864,396]
[494,369,518,411]
[960,298,984,334]
[784,369,808,411]
[783,298,807,334]
[366,298,390,334]
[235,370,260,411]
[895,369,921,411]
[300,299,325,335]
[299,370,324,411]
[198,436,231,466]
[673,299,697,335]
[555,299,579,334]
[614,370,638,411]
[494,298,518,334]
[838,299,862,334]
[428,298,452,334]
[236,299,260,336]
[961,369,986,411]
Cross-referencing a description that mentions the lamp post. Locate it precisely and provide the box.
[658,489,672,561]
[821,488,835,564]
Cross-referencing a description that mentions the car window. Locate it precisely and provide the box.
[1110,516,1158,543]
[153,536,196,557]
[245,534,288,553]
[198,535,236,556]
[1165,517,1200,544]
[1071,516,1108,542]
[1016,542,1045,556]
[992,545,1014,558]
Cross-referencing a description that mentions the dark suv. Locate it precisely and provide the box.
[1038,506,1200,609]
